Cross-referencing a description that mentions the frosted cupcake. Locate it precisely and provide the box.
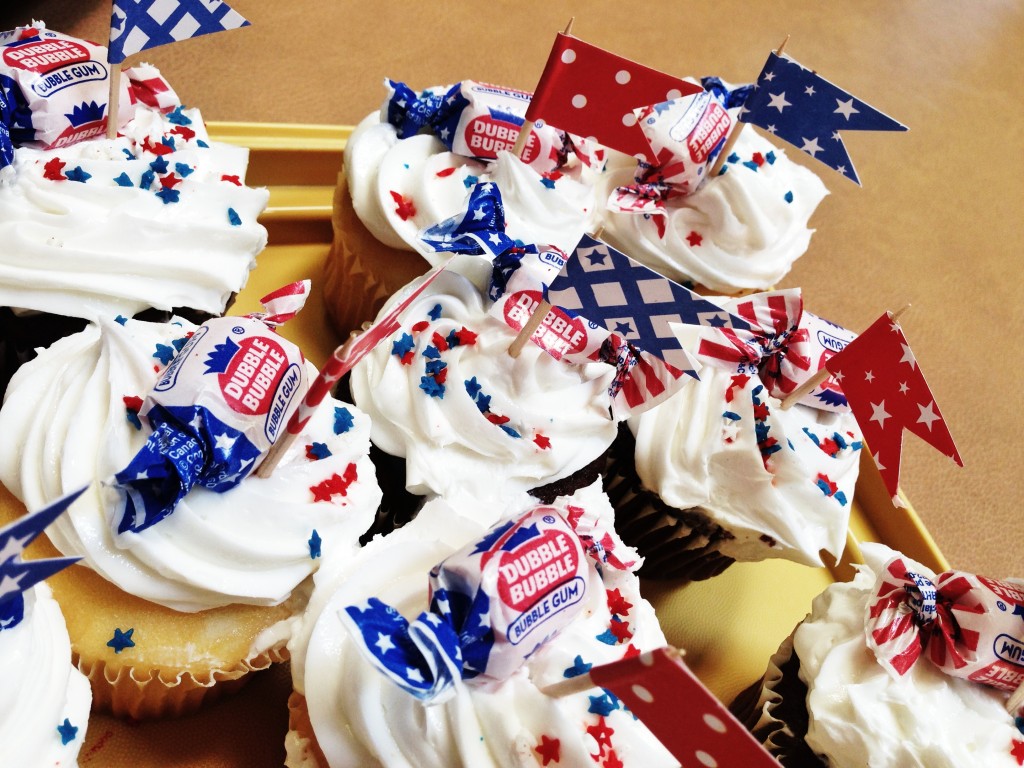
[0,315,381,718]
[285,482,677,768]
[732,544,1024,767]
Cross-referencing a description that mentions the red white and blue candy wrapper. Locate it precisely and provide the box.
[0,24,134,166]
[341,505,635,703]
[109,283,311,534]
[865,554,1024,693]
[382,78,571,174]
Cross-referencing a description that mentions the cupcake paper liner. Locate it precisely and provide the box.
[285,692,329,768]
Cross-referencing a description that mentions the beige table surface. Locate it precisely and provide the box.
[1,1,1021,765]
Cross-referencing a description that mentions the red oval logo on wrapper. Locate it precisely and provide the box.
[218,336,291,416]
[465,114,521,160]
[502,291,589,360]
[3,39,90,73]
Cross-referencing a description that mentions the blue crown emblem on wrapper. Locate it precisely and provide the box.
[203,337,240,375]
[0,488,85,632]
[64,100,106,128]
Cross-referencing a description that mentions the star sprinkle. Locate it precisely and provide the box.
[534,433,551,450]
[333,407,354,435]
[139,169,155,189]
[113,172,133,187]
[155,187,180,204]
[308,529,322,560]
[227,208,241,226]
[605,588,633,617]
[174,162,194,178]
[1011,739,1024,766]
[588,691,619,717]
[123,396,144,430]
[152,343,177,364]
[535,734,561,766]
[107,627,135,654]
[305,442,332,460]
[427,303,443,321]
[149,155,169,174]
[43,157,66,180]
[435,166,456,178]
[221,174,241,186]
[564,654,593,678]
[171,125,196,141]
[64,166,91,183]
[310,463,358,503]
[607,616,633,643]
[462,174,479,188]
[56,718,78,745]
[686,230,703,247]
[586,718,615,755]
[391,333,415,364]
[390,191,417,221]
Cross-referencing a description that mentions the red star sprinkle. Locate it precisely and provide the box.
[433,368,448,385]
[726,373,750,403]
[752,152,766,167]
[19,27,38,38]
[309,463,358,502]
[652,214,667,239]
[819,436,841,456]
[122,395,144,412]
[622,643,641,659]
[431,331,449,352]
[1011,740,1024,766]
[390,190,417,221]
[586,718,615,756]
[43,157,66,181]
[608,617,633,643]
[686,230,703,247]
[141,137,173,156]
[816,473,839,495]
[603,751,624,768]
[399,351,415,365]
[753,401,770,421]
[454,327,478,346]
[605,588,633,617]
[411,320,430,335]
[535,734,561,766]
[485,412,510,426]
[170,125,196,141]
[435,166,456,178]
[160,174,182,189]
[221,174,242,186]
[534,433,552,450]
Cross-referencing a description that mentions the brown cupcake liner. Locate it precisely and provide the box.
[729,634,828,767]
[603,425,735,581]
[285,691,328,768]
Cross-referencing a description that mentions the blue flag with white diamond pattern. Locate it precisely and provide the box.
[109,0,251,64]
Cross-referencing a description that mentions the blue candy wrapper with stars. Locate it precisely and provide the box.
[341,505,636,703]
[109,284,310,534]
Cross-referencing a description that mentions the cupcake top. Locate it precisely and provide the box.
[348,255,619,505]
[0,101,269,321]
[0,582,91,767]
[287,482,677,768]
[599,126,828,293]
[627,294,862,566]
[0,316,382,612]
[791,544,1023,767]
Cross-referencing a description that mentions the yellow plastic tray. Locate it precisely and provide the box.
[3,123,946,767]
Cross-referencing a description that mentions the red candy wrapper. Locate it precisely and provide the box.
[866,553,1024,694]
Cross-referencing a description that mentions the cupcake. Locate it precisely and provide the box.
[0,315,382,718]
[0,23,269,386]
[603,290,862,580]
[324,78,605,337]
[347,253,620,525]
[285,482,678,768]
[732,543,1024,767]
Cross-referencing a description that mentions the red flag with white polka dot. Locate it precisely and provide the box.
[587,647,781,766]
[824,311,963,505]
[525,33,702,162]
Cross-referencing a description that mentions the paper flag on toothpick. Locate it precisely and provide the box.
[525,33,702,162]
[824,311,962,504]
[0,487,85,631]
[544,646,781,766]
[739,51,907,184]
[108,0,251,64]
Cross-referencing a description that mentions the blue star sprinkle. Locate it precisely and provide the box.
[595,629,619,646]
[107,627,135,654]
[422,345,441,360]
[56,718,78,745]
[175,162,194,178]
[308,529,322,560]
[64,166,91,183]
[307,442,332,460]
[155,187,180,205]
[139,169,155,189]
[563,655,593,678]
[464,377,482,399]
[588,691,619,717]
[427,303,443,321]
[784,191,794,204]
[227,208,241,226]
[462,174,479,189]
[197,139,210,148]
[766,151,777,165]
[333,406,354,435]
[722,411,741,421]
[419,375,446,399]
[113,172,133,187]
[153,343,176,364]
[126,409,142,430]
[167,106,192,126]
[539,176,556,189]
[114,315,128,326]
[121,148,135,160]
[149,156,169,174]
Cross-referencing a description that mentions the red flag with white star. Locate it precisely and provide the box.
[824,312,962,504]
[525,33,702,162]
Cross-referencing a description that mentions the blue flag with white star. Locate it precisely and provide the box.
[0,488,84,632]
[108,0,251,64]
[739,52,907,185]
[546,235,751,372]
[420,182,522,259]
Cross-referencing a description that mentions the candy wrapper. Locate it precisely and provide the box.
[0,23,134,168]
[383,78,596,175]
[609,78,753,214]
[341,504,636,703]
[109,282,311,534]
[866,553,1024,694]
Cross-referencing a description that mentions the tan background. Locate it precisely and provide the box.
[1,1,1021,765]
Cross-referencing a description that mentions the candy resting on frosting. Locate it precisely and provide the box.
[735,544,1024,767]
[348,254,619,509]
[0,315,381,612]
[0,582,91,767]
[285,482,677,768]
[0,90,269,322]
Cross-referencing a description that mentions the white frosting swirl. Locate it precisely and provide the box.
[793,544,1021,768]
[287,484,676,768]
[629,357,861,566]
[0,317,381,612]
[343,110,603,260]
[0,583,91,768]
[0,105,269,321]
[599,128,828,293]
[349,256,618,504]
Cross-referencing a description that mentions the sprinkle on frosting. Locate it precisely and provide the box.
[332,407,354,435]
[309,463,358,503]
[306,442,332,460]
[588,691,620,717]
[65,166,90,183]
[534,433,552,450]
[107,627,135,654]
[564,654,593,678]
[535,734,561,766]
[686,231,703,247]
[221,174,241,185]
[123,396,144,430]
[308,530,322,560]
[227,207,241,226]
[114,172,133,187]
[390,190,416,221]
[56,719,78,746]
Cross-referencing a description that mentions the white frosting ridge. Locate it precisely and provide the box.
[0,106,269,321]
[349,257,618,504]
[287,484,676,768]
[793,544,1022,768]
[0,583,91,767]
[628,358,860,566]
[599,128,828,293]
[0,317,381,612]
